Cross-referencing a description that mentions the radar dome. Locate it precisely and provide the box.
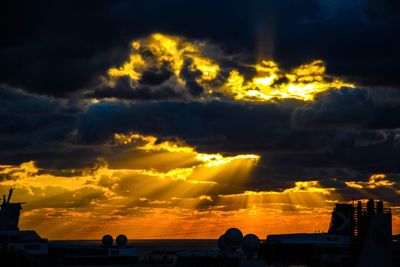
[224,228,243,251]
[102,234,113,246]
[241,234,260,256]
[116,234,128,247]
[217,234,227,251]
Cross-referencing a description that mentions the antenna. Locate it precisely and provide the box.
[7,188,13,203]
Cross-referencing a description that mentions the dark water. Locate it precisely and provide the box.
[50,239,219,253]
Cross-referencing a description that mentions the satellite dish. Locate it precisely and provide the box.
[224,228,243,251]
[102,234,113,247]
[116,234,128,247]
[217,234,227,251]
[241,234,260,257]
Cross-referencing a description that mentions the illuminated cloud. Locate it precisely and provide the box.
[345,174,396,189]
[105,33,354,102]
[221,60,354,101]
[0,134,347,238]
[112,132,260,183]
[0,164,337,239]
[0,132,265,238]
[1,158,399,239]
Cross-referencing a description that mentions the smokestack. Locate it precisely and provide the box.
[377,201,383,213]
[367,199,375,214]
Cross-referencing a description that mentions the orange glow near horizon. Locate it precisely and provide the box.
[0,133,399,239]
[107,33,355,102]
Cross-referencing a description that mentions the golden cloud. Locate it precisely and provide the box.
[345,174,396,189]
[107,33,355,102]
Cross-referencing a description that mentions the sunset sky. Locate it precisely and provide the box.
[0,0,399,239]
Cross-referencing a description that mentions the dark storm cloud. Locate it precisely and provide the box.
[0,85,78,144]
[76,100,293,148]
[88,85,184,101]
[87,76,184,100]
[0,85,98,170]
[2,82,400,193]
[293,88,400,129]
[75,87,400,189]
[1,0,399,97]
[78,87,400,151]
[139,68,172,86]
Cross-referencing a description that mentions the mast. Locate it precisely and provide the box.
[7,187,13,203]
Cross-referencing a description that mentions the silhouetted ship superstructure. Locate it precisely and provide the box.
[0,189,398,267]
[0,189,141,267]
[259,199,395,266]
[0,188,48,256]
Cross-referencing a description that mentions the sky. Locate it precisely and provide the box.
[0,0,399,239]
